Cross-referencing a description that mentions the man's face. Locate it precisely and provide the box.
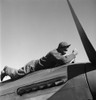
[60,47,68,55]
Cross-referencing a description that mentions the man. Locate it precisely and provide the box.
[1,42,78,81]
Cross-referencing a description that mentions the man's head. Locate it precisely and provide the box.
[57,42,71,55]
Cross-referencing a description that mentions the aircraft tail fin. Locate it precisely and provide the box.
[67,0,96,64]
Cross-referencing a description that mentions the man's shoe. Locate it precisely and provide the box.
[1,66,8,81]
[1,70,6,81]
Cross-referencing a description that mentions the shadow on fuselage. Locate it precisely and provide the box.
[67,62,96,99]
[67,62,96,80]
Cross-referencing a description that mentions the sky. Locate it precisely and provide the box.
[1,0,96,72]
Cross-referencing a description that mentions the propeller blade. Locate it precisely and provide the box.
[67,0,96,64]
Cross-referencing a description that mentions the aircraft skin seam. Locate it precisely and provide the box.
[84,64,94,99]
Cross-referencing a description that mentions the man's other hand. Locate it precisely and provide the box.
[72,48,78,56]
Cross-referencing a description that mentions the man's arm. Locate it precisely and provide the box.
[59,49,78,64]
[62,53,76,64]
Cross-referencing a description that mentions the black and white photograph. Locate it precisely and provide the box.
[0,0,96,100]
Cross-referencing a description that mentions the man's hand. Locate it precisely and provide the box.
[72,48,78,56]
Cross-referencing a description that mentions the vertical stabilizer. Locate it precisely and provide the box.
[67,0,96,64]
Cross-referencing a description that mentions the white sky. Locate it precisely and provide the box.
[1,0,96,71]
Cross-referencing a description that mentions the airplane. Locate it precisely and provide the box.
[0,0,96,100]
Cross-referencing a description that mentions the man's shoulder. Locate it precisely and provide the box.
[49,49,61,57]
[49,49,64,61]
[49,49,57,54]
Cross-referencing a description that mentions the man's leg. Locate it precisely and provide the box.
[1,64,35,81]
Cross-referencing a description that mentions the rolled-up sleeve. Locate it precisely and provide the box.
[60,53,75,64]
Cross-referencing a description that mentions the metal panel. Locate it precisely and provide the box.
[48,74,92,100]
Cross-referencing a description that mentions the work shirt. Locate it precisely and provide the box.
[34,49,75,71]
